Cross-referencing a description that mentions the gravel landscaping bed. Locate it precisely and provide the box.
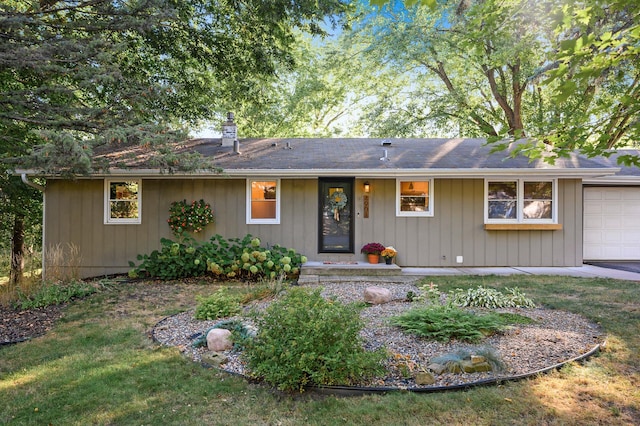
[152,281,604,390]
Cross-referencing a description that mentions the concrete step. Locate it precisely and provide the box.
[298,262,406,284]
[299,261,402,281]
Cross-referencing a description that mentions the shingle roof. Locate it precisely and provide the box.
[582,149,640,183]
[588,149,640,177]
[91,137,619,178]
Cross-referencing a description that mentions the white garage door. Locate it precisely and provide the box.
[584,187,640,260]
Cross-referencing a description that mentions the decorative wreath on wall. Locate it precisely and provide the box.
[168,199,214,236]
[329,191,348,221]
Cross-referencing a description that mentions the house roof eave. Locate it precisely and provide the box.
[583,176,640,185]
[17,167,618,180]
[215,168,618,180]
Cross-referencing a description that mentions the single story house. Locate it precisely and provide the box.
[17,121,640,278]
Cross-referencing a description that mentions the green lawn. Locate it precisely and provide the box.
[1,275,639,425]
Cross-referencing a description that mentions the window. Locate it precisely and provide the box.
[247,179,280,224]
[396,179,433,217]
[104,179,141,224]
[485,179,556,223]
[487,181,517,220]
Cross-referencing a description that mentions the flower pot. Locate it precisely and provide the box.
[384,257,393,265]
[367,254,380,264]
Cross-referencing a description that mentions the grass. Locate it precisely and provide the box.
[1,275,639,425]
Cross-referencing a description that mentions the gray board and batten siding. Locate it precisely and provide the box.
[44,177,583,279]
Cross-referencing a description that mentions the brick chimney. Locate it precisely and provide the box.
[221,112,237,147]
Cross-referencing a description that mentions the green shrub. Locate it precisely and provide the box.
[412,282,441,304]
[194,288,241,320]
[448,285,535,309]
[15,280,96,309]
[405,290,417,302]
[202,234,307,281]
[129,237,207,280]
[243,287,386,392]
[129,234,307,281]
[503,287,537,308]
[389,304,507,342]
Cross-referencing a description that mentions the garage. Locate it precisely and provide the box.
[583,186,640,261]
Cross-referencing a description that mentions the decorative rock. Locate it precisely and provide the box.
[461,360,492,373]
[446,363,462,374]
[473,362,492,373]
[461,360,476,373]
[364,286,392,305]
[201,352,229,367]
[427,363,447,375]
[471,355,486,364]
[415,372,436,385]
[206,328,233,352]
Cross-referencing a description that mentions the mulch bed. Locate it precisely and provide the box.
[0,278,217,346]
[0,303,65,346]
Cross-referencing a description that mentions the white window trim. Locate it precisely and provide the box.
[484,179,557,224]
[396,178,434,217]
[104,179,142,224]
[246,178,281,224]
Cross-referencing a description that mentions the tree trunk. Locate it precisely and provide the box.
[510,61,525,137]
[484,65,518,136]
[428,60,499,136]
[9,214,25,288]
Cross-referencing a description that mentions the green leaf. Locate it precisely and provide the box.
[554,80,578,102]
[600,31,613,42]
[575,7,593,26]
[559,38,577,53]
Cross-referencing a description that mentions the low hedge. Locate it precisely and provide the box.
[129,234,307,281]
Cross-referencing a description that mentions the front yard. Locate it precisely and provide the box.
[1,275,639,425]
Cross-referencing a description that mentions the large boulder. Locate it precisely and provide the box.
[206,328,233,352]
[364,286,392,305]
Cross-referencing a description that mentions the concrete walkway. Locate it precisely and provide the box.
[401,264,640,281]
[301,262,640,282]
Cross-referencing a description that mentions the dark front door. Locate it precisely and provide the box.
[318,178,354,253]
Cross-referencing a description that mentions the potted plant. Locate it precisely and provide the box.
[381,247,397,265]
[361,242,385,264]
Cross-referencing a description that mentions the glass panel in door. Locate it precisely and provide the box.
[318,178,354,253]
